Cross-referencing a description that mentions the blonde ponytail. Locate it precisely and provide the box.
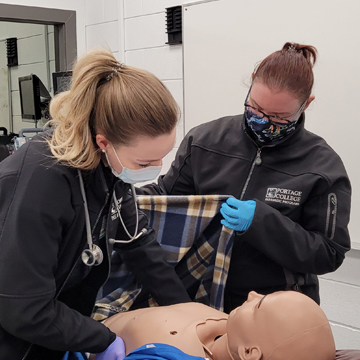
[47,49,179,170]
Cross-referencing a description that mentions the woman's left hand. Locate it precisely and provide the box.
[95,336,126,360]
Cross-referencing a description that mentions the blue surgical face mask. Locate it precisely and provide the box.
[244,110,299,144]
[104,145,162,184]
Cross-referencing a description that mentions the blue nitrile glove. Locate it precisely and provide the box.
[220,197,256,232]
[95,336,126,360]
[62,351,88,360]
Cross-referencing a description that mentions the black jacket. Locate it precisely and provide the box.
[0,135,189,360]
[139,114,351,311]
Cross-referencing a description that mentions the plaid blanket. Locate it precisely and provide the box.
[92,195,234,321]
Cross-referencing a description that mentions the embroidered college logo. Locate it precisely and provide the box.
[111,197,123,220]
[265,188,302,206]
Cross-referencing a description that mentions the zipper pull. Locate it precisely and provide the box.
[255,149,262,165]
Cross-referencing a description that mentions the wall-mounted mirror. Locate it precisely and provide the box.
[0,4,76,133]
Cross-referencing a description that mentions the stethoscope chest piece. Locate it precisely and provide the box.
[78,169,145,267]
[81,244,103,266]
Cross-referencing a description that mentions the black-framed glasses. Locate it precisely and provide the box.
[244,87,307,126]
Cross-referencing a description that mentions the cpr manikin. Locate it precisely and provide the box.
[99,291,335,360]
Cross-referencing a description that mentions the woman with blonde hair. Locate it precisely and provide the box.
[0,49,190,360]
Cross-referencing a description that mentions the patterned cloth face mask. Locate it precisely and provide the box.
[244,109,299,144]
[243,85,307,144]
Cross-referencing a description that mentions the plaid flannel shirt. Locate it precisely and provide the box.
[92,195,234,321]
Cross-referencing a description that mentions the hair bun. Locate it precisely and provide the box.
[282,42,317,67]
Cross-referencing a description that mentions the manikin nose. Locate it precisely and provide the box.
[247,291,263,302]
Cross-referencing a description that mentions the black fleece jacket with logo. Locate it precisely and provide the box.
[139,114,351,311]
[0,136,190,360]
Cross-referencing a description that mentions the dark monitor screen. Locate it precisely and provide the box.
[19,74,41,121]
[19,74,51,122]
[52,71,72,95]
[19,77,36,118]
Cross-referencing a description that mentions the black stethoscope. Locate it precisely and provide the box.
[78,170,147,266]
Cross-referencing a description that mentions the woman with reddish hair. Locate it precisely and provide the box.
[139,42,352,312]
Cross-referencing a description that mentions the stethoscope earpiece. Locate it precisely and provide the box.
[108,228,147,245]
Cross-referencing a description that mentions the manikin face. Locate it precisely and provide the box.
[96,128,176,174]
[226,291,335,360]
[226,291,267,356]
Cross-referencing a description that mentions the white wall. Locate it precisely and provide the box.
[2,0,359,350]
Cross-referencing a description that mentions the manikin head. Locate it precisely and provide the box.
[226,291,335,360]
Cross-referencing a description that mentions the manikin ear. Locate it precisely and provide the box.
[238,345,262,360]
